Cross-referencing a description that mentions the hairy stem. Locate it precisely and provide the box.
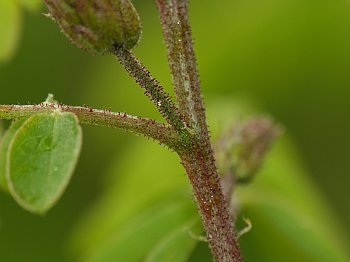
[0,104,185,151]
[155,0,207,137]
[113,46,187,133]
[155,1,242,260]
[180,143,242,262]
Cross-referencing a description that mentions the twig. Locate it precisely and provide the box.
[0,104,185,151]
[113,46,187,133]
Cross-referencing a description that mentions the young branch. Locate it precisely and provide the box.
[113,46,187,133]
[0,104,185,151]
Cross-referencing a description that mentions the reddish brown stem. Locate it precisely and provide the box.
[180,142,242,262]
[155,0,242,260]
[0,104,184,151]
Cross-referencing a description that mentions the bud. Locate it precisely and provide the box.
[44,0,142,54]
[215,117,280,184]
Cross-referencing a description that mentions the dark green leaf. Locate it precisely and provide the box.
[69,139,197,261]
[7,111,82,214]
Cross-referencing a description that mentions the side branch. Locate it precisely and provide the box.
[155,0,207,138]
[0,104,184,151]
[113,46,187,133]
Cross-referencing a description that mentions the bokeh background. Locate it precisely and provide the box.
[1,0,349,261]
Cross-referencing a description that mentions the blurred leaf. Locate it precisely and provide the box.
[207,98,350,261]
[7,112,82,214]
[236,137,350,261]
[17,0,42,11]
[69,138,197,261]
[0,120,25,192]
[87,201,199,262]
[145,219,202,262]
[0,122,4,137]
[0,0,21,62]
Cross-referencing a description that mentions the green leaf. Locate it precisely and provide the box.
[86,201,199,262]
[0,0,21,62]
[145,218,202,262]
[0,120,25,192]
[0,122,4,138]
[69,139,197,261]
[207,98,350,261]
[6,111,82,214]
[236,138,350,262]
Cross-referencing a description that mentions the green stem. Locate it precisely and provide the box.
[155,0,207,138]
[0,104,185,151]
[113,46,187,133]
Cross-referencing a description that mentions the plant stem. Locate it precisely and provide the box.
[0,104,185,151]
[155,0,207,137]
[113,46,187,133]
[180,143,242,262]
[155,1,242,260]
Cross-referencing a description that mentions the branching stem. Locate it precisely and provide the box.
[0,104,186,152]
[113,46,187,133]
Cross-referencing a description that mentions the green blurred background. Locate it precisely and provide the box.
[1,0,350,261]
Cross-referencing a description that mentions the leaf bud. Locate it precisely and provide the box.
[44,0,142,54]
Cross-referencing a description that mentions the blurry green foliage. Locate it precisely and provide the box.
[0,0,41,63]
[18,0,43,11]
[0,0,21,62]
[0,122,4,137]
[1,0,350,261]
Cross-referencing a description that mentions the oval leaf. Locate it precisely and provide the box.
[0,120,25,192]
[6,111,82,214]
